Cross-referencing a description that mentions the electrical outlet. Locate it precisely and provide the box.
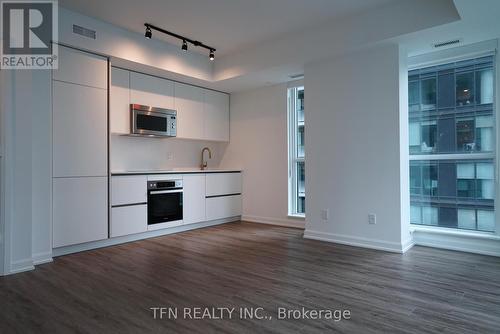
[167,152,173,161]
[368,213,376,225]
[321,209,329,221]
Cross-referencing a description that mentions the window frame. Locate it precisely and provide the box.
[287,85,305,217]
[408,45,498,235]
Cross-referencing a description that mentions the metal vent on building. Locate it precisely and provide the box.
[433,39,461,49]
[72,24,96,39]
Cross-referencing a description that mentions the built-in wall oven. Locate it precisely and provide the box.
[147,179,183,230]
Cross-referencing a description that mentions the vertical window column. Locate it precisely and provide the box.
[288,86,305,216]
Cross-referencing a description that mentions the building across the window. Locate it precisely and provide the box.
[288,86,305,215]
[409,55,495,232]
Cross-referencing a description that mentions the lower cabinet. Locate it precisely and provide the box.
[206,195,242,221]
[110,205,147,238]
[53,177,108,248]
[183,174,206,224]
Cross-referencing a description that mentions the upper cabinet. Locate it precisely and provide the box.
[204,90,230,142]
[109,69,229,142]
[174,84,230,142]
[110,67,130,134]
[130,72,174,110]
[175,82,205,140]
[53,46,107,89]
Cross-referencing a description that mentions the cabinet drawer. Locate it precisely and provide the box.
[206,195,242,221]
[111,176,147,206]
[206,173,241,197]
[110,205,147,237]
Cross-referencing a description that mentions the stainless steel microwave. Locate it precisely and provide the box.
[130,104,177,137]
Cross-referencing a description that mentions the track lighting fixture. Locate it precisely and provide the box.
[145,26,152,39]
[144,23,216,61]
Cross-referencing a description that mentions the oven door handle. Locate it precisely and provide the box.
[149,189,183,195]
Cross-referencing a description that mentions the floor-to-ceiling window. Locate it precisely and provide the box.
[288,86,305,216]
[409,55,496,232]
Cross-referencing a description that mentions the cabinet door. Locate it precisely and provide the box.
[206,195,242,221]
[53,81,107,177]
[111,205,147,237]
[53,46,107,89]
[53,177,108,248]
[183,174,206,224]
[174,82,204,139]
[204,90,229,142]
[111,175,147,206]
[206,173,241,197]
[130,72,174,109]
[110,67,130,134]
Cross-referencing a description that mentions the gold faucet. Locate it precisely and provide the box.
[201,147,212,170]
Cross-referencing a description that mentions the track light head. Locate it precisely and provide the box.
[209,49,215,61]
[182,40,188,51]
[145,26,152,39]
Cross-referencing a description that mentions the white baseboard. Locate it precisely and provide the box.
[32,251,53,265]
[242,215,306,229]
[412,228,500,257]
[9,258,35,275]
[53,217,240,257]
[303,229,409,253]
[401,238,415,253]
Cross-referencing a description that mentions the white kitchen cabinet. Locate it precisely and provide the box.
[206,173,242,197]
[111,175,147,206]
[174,82,204,140]
[53,46,107,89]
[53,81,107,177]
[130,72,174,109]
[183,174,206,224]
[206,195,242,221]
[204,90,230,142]
[53,177,108,248]
[110,67,130,134]
[109,68,230,141]
[110,205,147,237]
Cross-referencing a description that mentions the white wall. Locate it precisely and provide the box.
[1,70,39,274]
[31,70,52,265]
[220,82,305,228]
[110,135,227,171]
[0,68,53,274]
[303,44,411,252]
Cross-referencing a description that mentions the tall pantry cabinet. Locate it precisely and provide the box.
[52,46,109,248]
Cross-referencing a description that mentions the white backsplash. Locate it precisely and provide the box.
[110,134,228,171]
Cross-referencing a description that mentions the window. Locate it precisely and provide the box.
[409,55,495,232]
[288,86,305,216]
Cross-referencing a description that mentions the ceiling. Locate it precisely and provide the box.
[59,0,394,57]
[58,0,500,93]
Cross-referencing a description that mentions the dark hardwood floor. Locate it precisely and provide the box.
[1,222,499,333]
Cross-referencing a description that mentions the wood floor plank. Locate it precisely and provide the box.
[0,222,499,333]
